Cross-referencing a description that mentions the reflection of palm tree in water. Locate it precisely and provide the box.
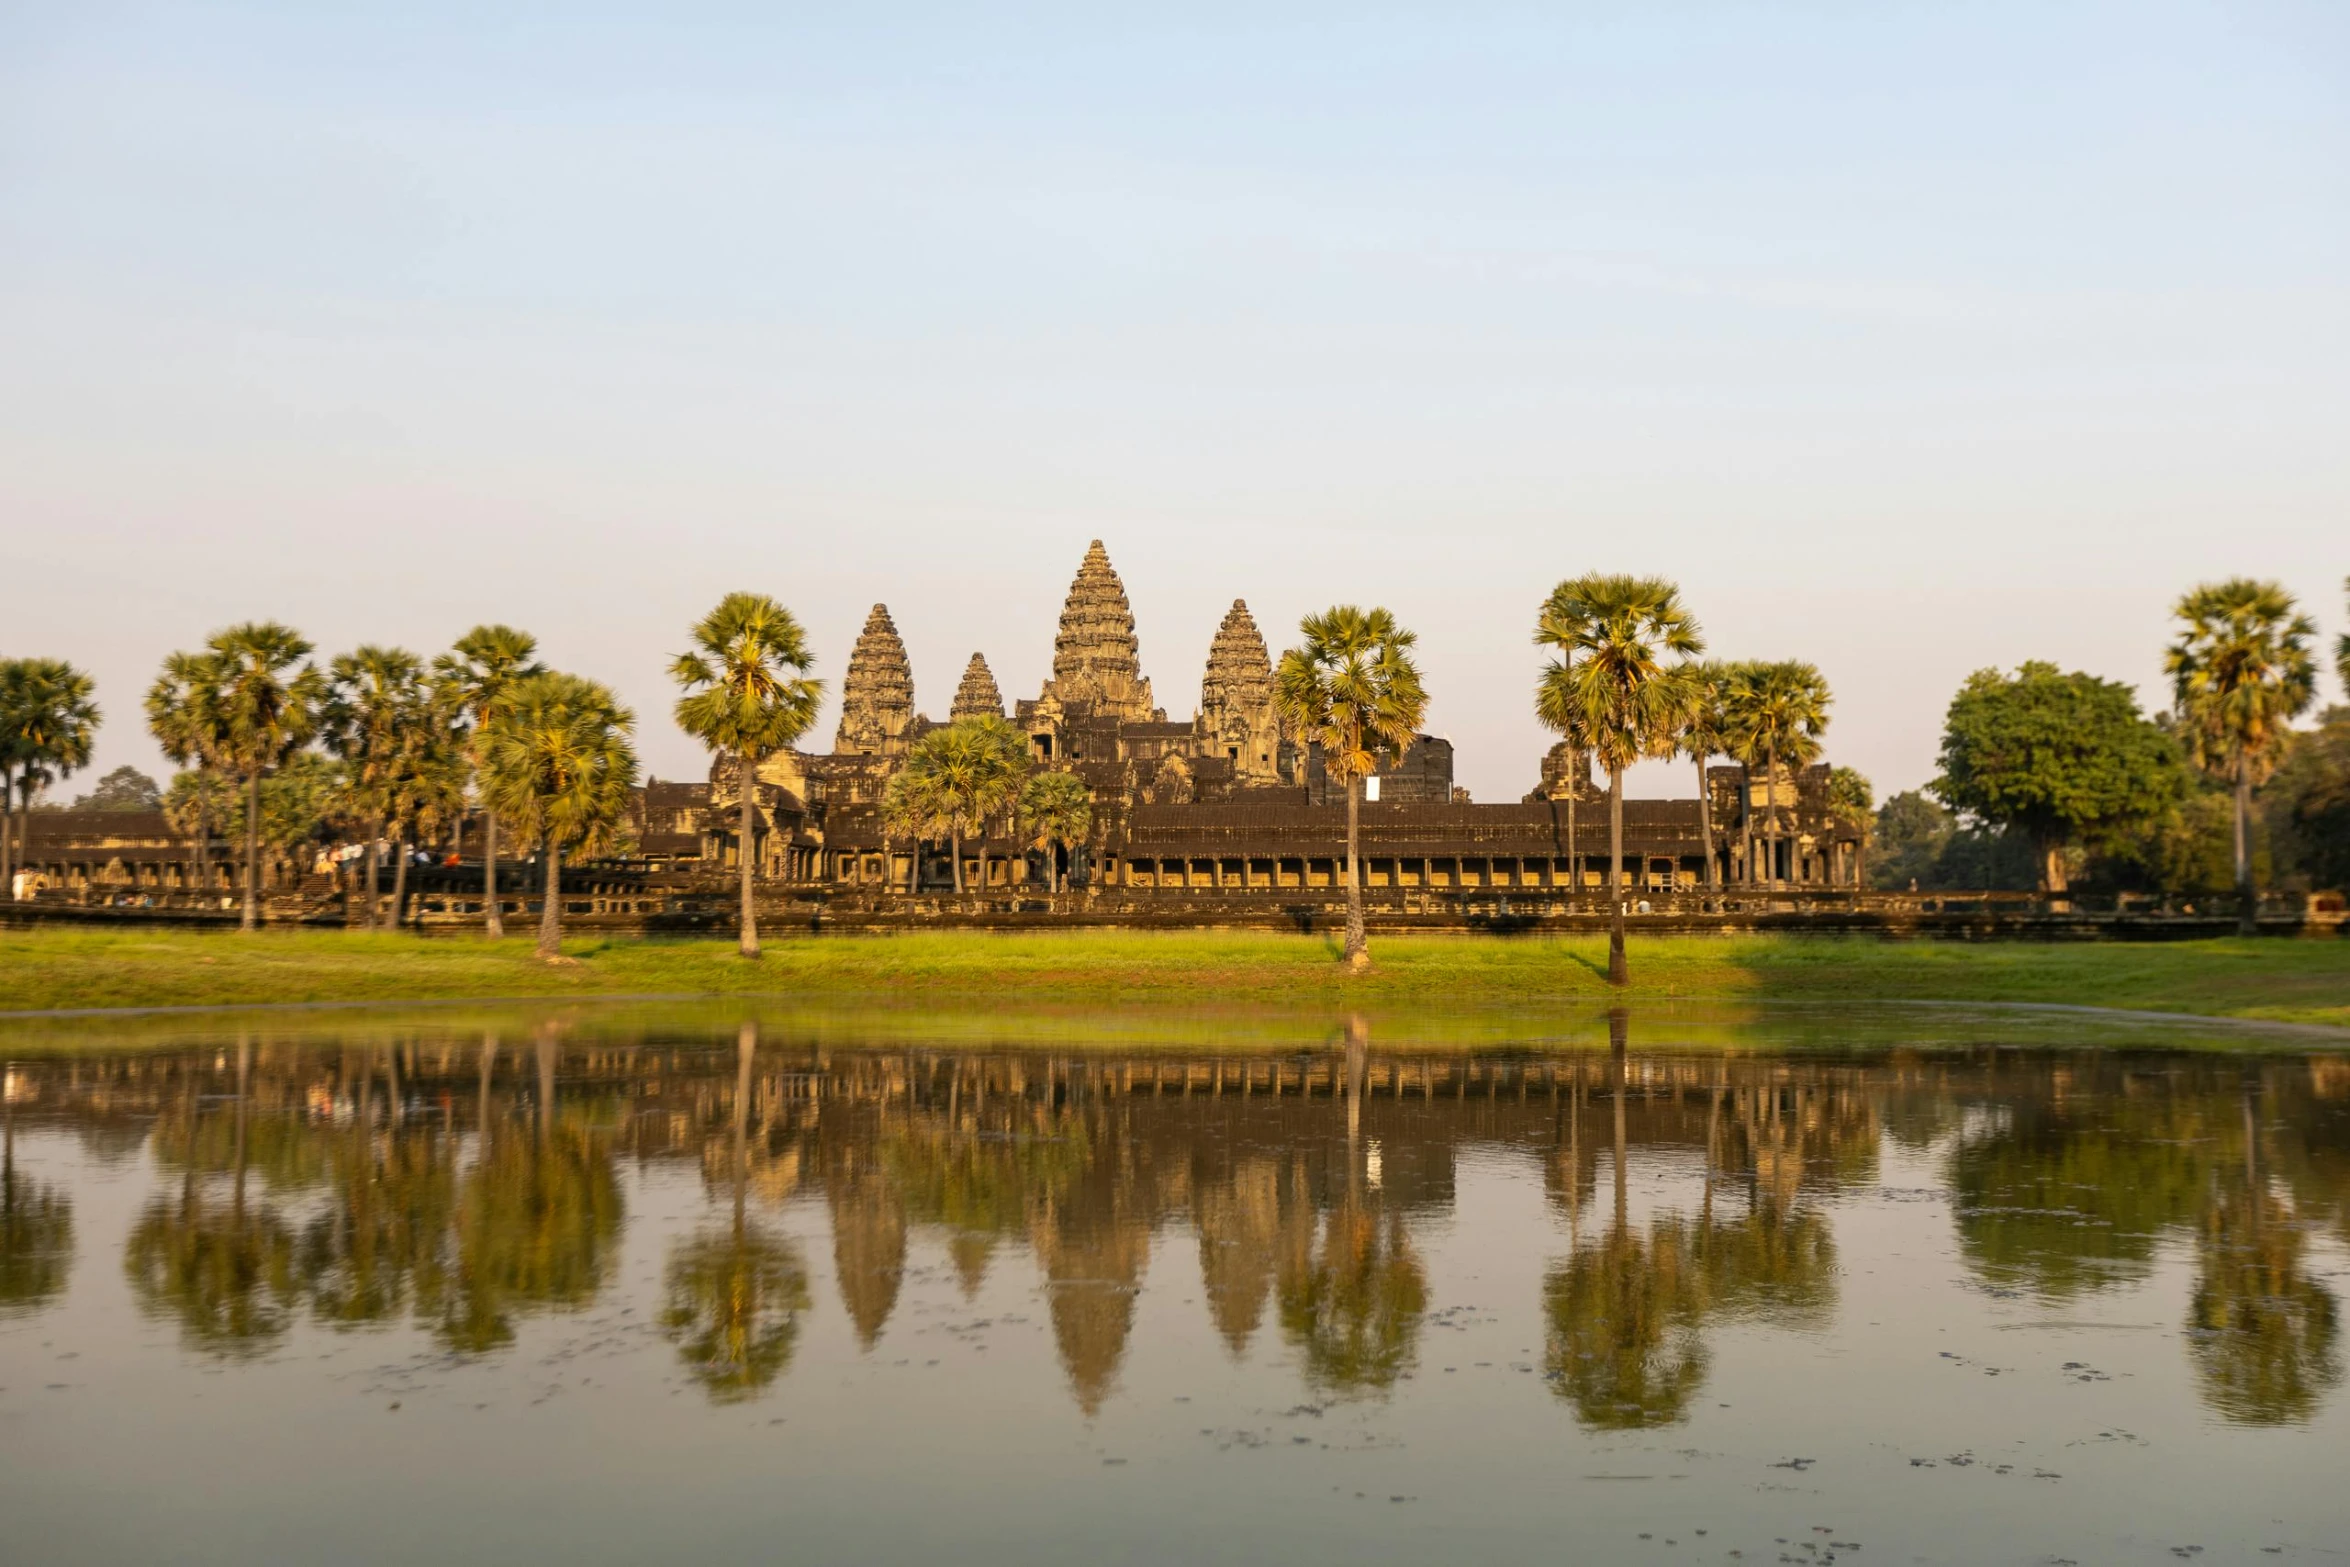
[2188,1082,2342,1425]
[125,1037,298,1357]
[664,1022,811,1403]
[435,1028,622,1354]
[1544,1013,1708,1427]
[1277,1018,1429,1397]
[1,1083,74,1318]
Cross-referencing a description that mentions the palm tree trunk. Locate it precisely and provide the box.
[361,824,382,931]
[241,769,262,931]
[1764,743,1781,887]
[483,806,503,938]
[1344,772,1367,970]
[1695,752,1717,890]
[1565,775,1578,908]
[737,752,761,959]
[537,830,562,960]
[192,785,211,902]
[0,764,13,898]
[1739,762,1755,887]
[390,836,410,929]
[1607,767,1628,986]
[2235,758,2256,937]
[951,829,964,894]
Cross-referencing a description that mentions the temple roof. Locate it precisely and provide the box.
[949,652,1004,722]
[1199,598,1274,723]
[834,603,916,755]
[1040,540,1155,720]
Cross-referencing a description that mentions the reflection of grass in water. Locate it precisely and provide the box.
[5,927,2350,1030]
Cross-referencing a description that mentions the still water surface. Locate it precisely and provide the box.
[3,1005,2347,1564]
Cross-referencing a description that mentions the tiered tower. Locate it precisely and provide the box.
[1037,540,1157,721]
[833,604,916,756]
[1196,599,1285,784]
[949,653,1005,722]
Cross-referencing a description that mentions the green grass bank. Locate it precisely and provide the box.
[1,926,2344,1027]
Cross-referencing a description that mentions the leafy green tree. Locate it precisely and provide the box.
[206,624,327,930]
[324,646,428,930]
[1018,769,1093,893]
[382,689,471,925]
[670,593,824,959]
[1535,576,1703,984]
[1,659,100,900]
[2166,579,2319,933]
[1827,767,1873,890]
[881,762,952,892]
[481,673,639,961]
[1932,661,2180,895]
[433,626,546,939]
[71,765,161,811]
[2266,708,2350,895]
[895,716,1030,895]
[1870,790,1953,890]
[1278,607,1429,972]
[1722,660,1830,888]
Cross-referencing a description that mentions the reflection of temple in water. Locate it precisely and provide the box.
[7,1036,2346,1425]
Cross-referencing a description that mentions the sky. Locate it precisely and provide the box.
[3,1,2345,804]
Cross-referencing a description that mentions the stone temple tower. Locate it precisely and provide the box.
[949,653,1005,722]
[1196,599,1287,785]
[834,604,916,756]
[1037,540,1158,721]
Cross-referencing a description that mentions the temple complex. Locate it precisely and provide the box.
[4,538,1864,918]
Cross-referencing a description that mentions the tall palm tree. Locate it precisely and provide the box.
[1535,576,1703,986]
[1676,662,1734,891]
[1,659,101,901]
[207,624,326,931]
[1725,661,1830,889]
[324,646,427,931]
[1535,687,1594,905]
[897,717,1029,895]
[881,764,951,893]
[2165,579,2317,936]
[0,661,26,897]
[1276,607,1428,972]
[669,594,823,959]
[480,672,638,961]
[146,651,234,903]
[1019,769,1093,894]
[383,687,469,929]
[433,626,545,939]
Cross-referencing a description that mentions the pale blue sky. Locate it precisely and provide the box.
[4,2,2345,801]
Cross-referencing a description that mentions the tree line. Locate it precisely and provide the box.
[3,573,2343,959]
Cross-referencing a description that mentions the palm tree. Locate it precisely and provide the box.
[1725,660,1830,890]
[1019,769,1093,894]
[897,717,1030,895]
[1676,662,1735,891]
[480,672,638,961]
[383,688,469,929]
[1276,607,1428,972]
[324,646,427,931]
[1535,576,1703,986]
[0,661,27,898]
[2166,579,2317,935]
[433,626,545,939]
[1,659,101,901]
[206,624,326,931]
[145,651,235,904]
[881,764,950,893]
[669,594,824,959]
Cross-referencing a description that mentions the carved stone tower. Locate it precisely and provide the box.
[1037,540,1157,720]
[834,604,916,756]
[1196,599,1285,784]
[949,653,1005,723]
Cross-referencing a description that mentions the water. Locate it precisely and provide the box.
[3,1003,2347,1565]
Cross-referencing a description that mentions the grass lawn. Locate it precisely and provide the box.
[0,925,2345,1028]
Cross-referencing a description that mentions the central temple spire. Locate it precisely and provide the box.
[1038,539,1156,720]
[834,603,916,755]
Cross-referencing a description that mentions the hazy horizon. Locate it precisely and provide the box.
[4,3,2344,804]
